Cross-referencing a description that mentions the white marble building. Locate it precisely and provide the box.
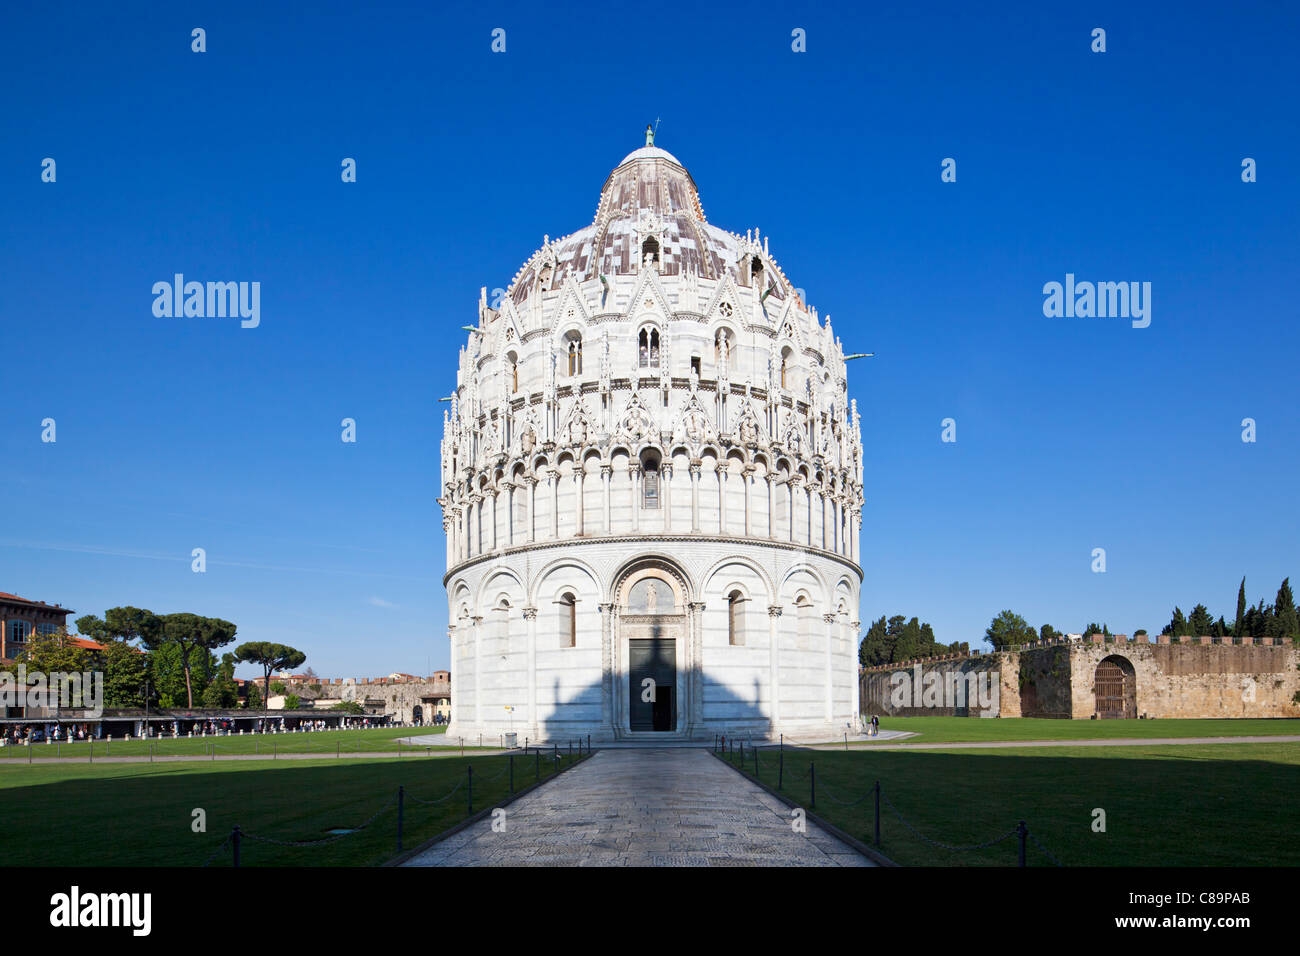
[439,130,864,743]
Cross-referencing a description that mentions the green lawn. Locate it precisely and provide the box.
[0,725,541,760]
[728,741,1300,866]
[0,749,584,866]
[849,716,1300,745]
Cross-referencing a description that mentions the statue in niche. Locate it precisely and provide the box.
[566,398,591,446]
[628,578,672,615]
[736,403,761,446]
[681,394,710,445]
[519,411,538,457]
[619,392,655,442]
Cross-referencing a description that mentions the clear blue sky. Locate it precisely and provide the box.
[2,1,1296,679]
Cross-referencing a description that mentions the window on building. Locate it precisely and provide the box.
[638,328,661,368]
[642,464,660,509]
[508,352,519,393]
[559,592,576,648]
[690,356,701,377]
[780,352,789,390]
[728,591,745,646]
[8,620,31,645]
[37,622,59,636]
[567,338,583,376]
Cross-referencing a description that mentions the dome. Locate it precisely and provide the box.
[505,137,797,310]
[615,145,685,167]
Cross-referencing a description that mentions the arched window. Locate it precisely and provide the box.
[642,462,660,509]
[795,594,814,649]
[639,328,660,368]
[559,592,576,648]
[728,590,745,646]
[567,338,582,376]
[780,350,790,390]
[641,237,659,269]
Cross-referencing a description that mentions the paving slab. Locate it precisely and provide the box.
[402,748,875,867]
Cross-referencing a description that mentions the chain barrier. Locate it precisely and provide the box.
[199,832,233,868]
[406,778,467,806]
[240,792,400,848]
[1028,828,1064,867]
[880,791,1019,852]
[815,781,872,807]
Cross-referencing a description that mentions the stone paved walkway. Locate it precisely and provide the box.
[402,748,874,867]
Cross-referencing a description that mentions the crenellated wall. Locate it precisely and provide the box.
[860,637,1300,720]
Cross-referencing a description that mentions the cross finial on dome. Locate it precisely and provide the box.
[645,123,654,146]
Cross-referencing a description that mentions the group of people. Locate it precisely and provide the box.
[2,723,95,744]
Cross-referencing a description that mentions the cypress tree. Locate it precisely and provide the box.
[1274,578,1298,640]
[1235,577,1248,637]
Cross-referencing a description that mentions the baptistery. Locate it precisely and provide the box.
[439,130,864,742]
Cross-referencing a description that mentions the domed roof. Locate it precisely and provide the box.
[615,145,685,167]
[506,134,793,310]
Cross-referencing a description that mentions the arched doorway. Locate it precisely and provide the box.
[412,705,423,725]
[1093,655,1136,718]
[612,558,692,736]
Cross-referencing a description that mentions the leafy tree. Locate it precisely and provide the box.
[985,610,1036,650]
[149,643,219,707]
[284,694,301,710]
[245,681,262,709]
[75,606,160,647]
[858,616,889,666]
[234,642,307,712]
[331,700,363,714]
[891,616,926,662]
[270,681,287,695]
[143,613,238,708]
[1188,604,1215,637]
[200,654,239,709]
[1039,624,1062,642]
[1,627,92,674]
[101,640,148,708]
[1082,621,1111,639]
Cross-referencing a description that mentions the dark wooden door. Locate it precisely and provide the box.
[629,637,676,731]
[1095,659,1130,718]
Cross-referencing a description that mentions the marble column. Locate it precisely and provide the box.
[601,464,612,535]
[823,613,836,722]
[716,463,728,535]
[661,463,673,532]
[523,607,538,737]
[599,602,613,730]
[690,461,701,532]
[629,464,642,533]
[575,467,585,536]
[768,605,782,726]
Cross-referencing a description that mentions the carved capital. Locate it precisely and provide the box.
[522,607,538,620]
[823,614,837,624]
[768,605,783,617]
[598,602,614,613]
